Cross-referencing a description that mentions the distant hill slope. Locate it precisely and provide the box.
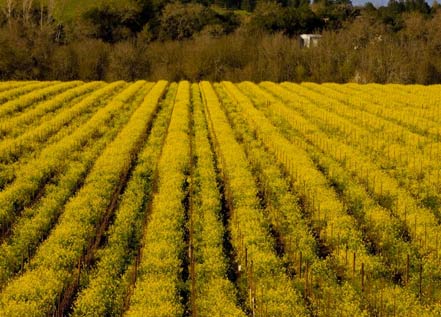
[0,0,138,22]
[352,0,434,6]
[0,0,436,22]
[53,0,94,21]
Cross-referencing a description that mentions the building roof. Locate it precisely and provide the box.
[300,34,322,39]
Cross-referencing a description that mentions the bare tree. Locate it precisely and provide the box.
[2,0,16,25]
[47,0,55,23]
[40,0,44,28]
[36,0,55,29]
[22,0,33,25]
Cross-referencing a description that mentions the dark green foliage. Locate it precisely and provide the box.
[82,0,155,42]
[249,2,322,35]
[283,6,323,35]
[159,3,211,40]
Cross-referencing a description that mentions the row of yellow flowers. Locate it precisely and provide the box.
[227,81,430,315]
[0,81,125,163]
[0,81,103,138]
[240,82,440,314]
[125,81,190,317]
[341,83,441,127]
[0,81,135,234]
[282,82,441,209]
[191,83,246,316]
[200,81,308,317]
[0,81,166,316]
[72,83,177,317]
[260,82,441,275]
[0,89,135,287]
[0,81,80,119]
[0,81,36,94]
[0,81,54,105]
[216,83,371,317]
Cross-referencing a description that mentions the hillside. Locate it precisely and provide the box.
[2,0,434,23]
[0,0,138,21]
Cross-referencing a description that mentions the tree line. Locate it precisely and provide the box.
[0,0,440,83]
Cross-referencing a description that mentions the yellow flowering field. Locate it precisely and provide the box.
[0,81,440,316]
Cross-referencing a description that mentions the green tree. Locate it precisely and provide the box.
[159,3,211,40]
[81,0,154,43]
[249,1,285,33]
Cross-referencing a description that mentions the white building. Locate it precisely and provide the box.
[300,34,322,48]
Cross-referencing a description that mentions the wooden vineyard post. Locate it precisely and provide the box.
[353,252,356,279]
[404,205,407,227]
[419,261,423,299]
[304,262,309,298]
[336,232,340,256]
[241,233,244,261]
[414,215,417,237]
[249,261,255,317]
[249,287,254,316]
[317,203,321,226]
[190,213,196,317]
[259,286,264,317]
[345,245,348,266]
[424,223,427,250]
[134,255,139,284]
[77,256,81,288]
[361,262,365,292]
[406,254,410,286]
[298,251,302,279]
[27,245,31,266]
[373,176,376,194]
[330,223,334,243]
[245,247,248,269]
